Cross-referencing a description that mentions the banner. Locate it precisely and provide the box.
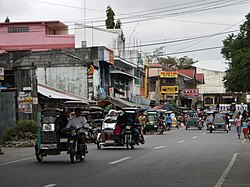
[18,96,33,113]
[0,67,4,80]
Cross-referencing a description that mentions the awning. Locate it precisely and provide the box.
[110,70,138,79]
[38,83,95,105]
[98,96,139,109]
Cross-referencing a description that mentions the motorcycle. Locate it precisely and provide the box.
[67,127,88,163]
[197,117,203,130]
[157,118,166,135]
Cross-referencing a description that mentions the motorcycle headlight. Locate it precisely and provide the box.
[42,123,55,131]
[126,126,131,130]
[71,130,77,136]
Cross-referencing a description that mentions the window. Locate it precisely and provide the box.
[205,97,213,104]
[8,27,29,33]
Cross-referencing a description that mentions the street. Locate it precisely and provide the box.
[1,127,250,187]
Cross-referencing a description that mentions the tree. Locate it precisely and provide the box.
[105,6,115,29]
[147,47,197,69]
[221,13,250,92]
[115,19,122,29]
[5,16,10,22]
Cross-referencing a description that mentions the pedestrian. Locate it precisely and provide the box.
[242,120,249,139]
[235,114,242,139]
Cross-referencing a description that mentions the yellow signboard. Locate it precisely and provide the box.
[160,71,178,78]
[160,86,179,94]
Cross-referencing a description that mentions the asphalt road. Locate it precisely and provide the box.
[0,126,250,187]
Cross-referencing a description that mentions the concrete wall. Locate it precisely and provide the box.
[75,26,124,57]
[37,66,88,98]
[197,67,226,94]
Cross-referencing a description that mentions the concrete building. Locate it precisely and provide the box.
[0,21,74,54]
[75,25,143,99]
[197,67,236,109]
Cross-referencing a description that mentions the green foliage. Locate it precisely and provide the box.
[221,12,250,92]
[115,19,122,29]
[1,120,36,143]
[147,47,196,69]
[105,6,115,29]
[5,16,10,22]
[105,6,122,29]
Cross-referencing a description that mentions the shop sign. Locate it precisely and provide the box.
[160,71,178,78]
[184,89,199,97]
[161,86,179,94]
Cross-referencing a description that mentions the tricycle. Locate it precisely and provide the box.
[96,107,145,150]
[35,108,88,163]
[143,110,158,134]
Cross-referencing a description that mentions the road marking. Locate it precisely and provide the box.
[0,156,35,166]
[214,153,238,187]
[242,139,246,144]
[42,184,56,187]
[192,136,198,139]
[202,133,206,135]
[109,157,131,165]
[178,140,185,144]
[154,146,165,150]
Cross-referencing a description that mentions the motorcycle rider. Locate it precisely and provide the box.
[64,108,90,153]
[206,113,214,130]
[120,112,140,145]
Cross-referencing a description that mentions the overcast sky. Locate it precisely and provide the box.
[1,0,250,71]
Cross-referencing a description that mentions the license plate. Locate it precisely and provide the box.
[60,138,68,143]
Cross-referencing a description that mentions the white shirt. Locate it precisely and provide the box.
[65,116,88,129]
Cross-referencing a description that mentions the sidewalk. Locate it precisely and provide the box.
[0,147,35,164]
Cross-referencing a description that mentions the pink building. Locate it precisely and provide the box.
[0,21,74,54]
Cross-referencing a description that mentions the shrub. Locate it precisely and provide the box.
[1,120,36,143]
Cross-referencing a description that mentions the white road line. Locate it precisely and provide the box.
[178,140,185,143]
[214,153,238,187]
[0,156,35,166]
[154,146,165,150]
[42,184,56,187]
[242,139,246,144]
[192,136,198,139]
[109,157,131,165]
[202,133,206,135]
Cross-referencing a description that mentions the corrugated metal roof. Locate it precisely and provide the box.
[38,83,95,104]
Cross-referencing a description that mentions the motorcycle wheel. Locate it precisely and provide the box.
[97,141,101,149]
[157,126,163,135]
[130,143,134,149]
[77,144,85,162]
[35,148,43,162]
[70,144,76,164]
[210,127,213,133]
[125,135,130,150]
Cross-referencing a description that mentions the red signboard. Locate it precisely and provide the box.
[184,89,199,96]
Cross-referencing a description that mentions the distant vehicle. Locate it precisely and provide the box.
[209,113,229,133]
[186,117,200,130]
[143,110,158,134]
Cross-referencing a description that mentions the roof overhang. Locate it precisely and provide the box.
[38,83,95,104]
[110,70,138,79]
[114,57,137,68]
